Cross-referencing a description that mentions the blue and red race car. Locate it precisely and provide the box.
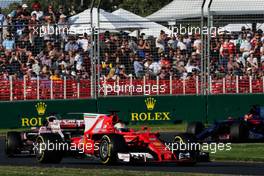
[187,105,264,142]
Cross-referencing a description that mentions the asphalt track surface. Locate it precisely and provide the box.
[1,133,264,175]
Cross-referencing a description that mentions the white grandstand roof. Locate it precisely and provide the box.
[112,8,171,37]
[147,0,264,22]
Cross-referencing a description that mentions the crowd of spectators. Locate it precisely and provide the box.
[0,2,90,81]
[0,2,264,82]
[100,27,264,81]
[210,27,264,80]
[100,30,202,81]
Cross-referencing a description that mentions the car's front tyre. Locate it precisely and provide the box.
[35,133,64,164]
[99,134,127,165]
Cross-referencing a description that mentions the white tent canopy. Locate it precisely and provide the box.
[210,0,264,15]
[68,8,143,34]
[147,0,264,22]
[112,8,171,37]
[147,0,207,22]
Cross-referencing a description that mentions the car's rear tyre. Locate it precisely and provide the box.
[5,132,22,157]
[99,134,127,165]
[173,133,197,166]
[186,122,205,135]
[230,122,249,142]
[35,133,63,164]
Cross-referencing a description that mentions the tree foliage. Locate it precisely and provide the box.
[118,0,172,16]
[2,0,173,17]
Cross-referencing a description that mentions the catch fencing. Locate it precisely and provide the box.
[0,0,264,101]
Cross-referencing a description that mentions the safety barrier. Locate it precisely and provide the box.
[0,76,264,101]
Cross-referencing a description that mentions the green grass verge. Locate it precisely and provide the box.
[0,166,222,176]
[128,123,187,132]
[211,143,264,162]
[0,123,187,136]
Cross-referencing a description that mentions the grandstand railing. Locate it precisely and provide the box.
[0,76,92,101]
[0,76,264,101]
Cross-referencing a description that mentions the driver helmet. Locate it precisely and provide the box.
[244,114,253,121]
[114,122,126,131]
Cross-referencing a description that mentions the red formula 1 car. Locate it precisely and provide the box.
[6,112,206,165]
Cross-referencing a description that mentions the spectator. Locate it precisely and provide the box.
[44,5,56,23]
[156,30,166,54]
[177,35,187,54]
[2,34,15,51]
[50,70,61,80]
[0,8,5,42]
[56,6,65,22]
[246,51,258,70]
[133,54,144,78]
[144,56,161,77]
[118,65,130,80]
[261,42,264,62]
[65,36,79,52]
[106,68,117,81]
[31,2,43,21]
[193,34,202,54]
[185,53,200,73]
[240,34,252,59]
[77,33,91,52]
[21,4,31,20]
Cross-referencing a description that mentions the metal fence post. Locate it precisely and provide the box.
[207,0,213,96]
[236,76,239,94]
[97,3,102,98]
[64,76,66,99]
[209,76,212,95]
[223,77,226,94]
[249,76,252,93]
[103,77,107,96]
[183,79,186,95]
[196,76,199,95]
[37,76,40,100]
[201,0,207,95]
[170,75,172,95]
[143,76,146,95]
[117,79,120,96]
[9,76,13,101]
[23,75,26,100]
[90,75,93,98]
[156,76,159,95]
[90,0,96,99]
[77,81,80,98]
[129,75,133,96]
[50,79,53,99]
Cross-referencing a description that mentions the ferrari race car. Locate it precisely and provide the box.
[5,112,208,165]
[187,105,264,142]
